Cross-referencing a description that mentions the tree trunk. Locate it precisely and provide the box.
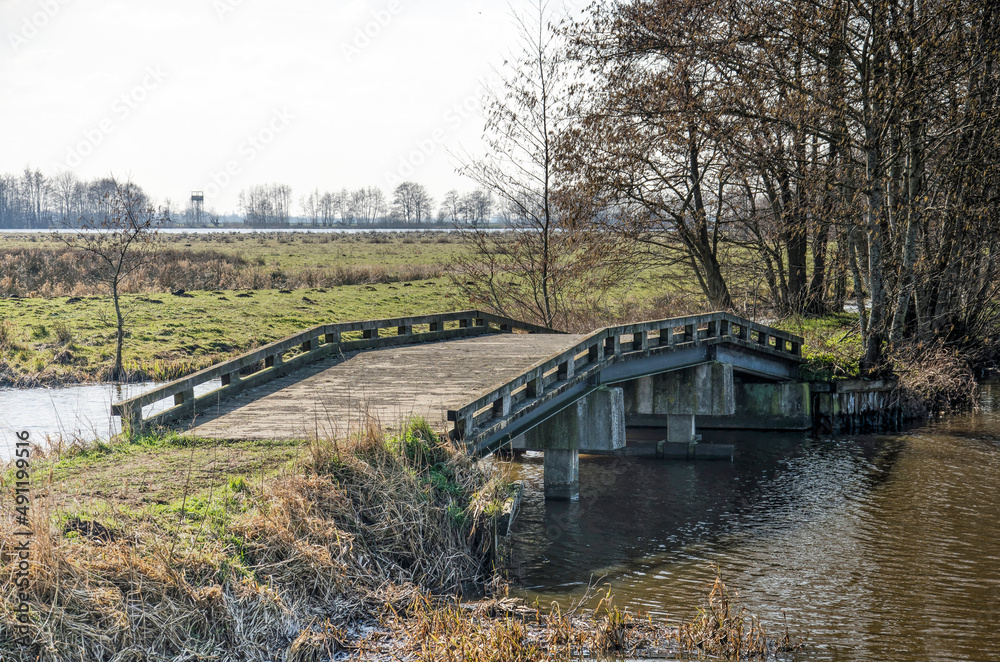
[113,282,125,382]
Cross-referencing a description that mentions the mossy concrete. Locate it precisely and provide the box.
[521,386,625,452]
[698,382,812,430]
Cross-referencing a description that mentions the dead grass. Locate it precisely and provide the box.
[675,573,796,659]
[369,579,798,661]
[0,419,508,660]
[892,341,979,416]
[0,246,445,298]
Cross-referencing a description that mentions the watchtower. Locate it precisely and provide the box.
[191,191,204,226]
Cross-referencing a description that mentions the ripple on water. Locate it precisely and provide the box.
[507,385,1000,662]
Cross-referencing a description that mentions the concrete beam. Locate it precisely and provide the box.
[621,362,735,417]
[698,382,811,430]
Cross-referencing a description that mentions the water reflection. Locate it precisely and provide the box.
[507,385,1000,661]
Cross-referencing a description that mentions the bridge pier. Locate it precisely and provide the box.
[543,450,579,500]
[618,362,735,459]
[516,386,625,500]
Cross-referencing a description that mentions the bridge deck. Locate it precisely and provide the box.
[186,333,586,440]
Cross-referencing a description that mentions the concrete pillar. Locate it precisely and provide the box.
[544,449,579,500]
[667,413,696,443]
[522,387,625,452]
[520,387,624,500]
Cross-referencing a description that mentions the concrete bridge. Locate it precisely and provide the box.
[112,310,804,499]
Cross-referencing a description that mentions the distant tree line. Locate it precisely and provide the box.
[0,168,128,229]
[293,183,494,227]
[0,167,497,229]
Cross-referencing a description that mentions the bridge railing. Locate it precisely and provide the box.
[112,309,559,431]
[447,311,803,446]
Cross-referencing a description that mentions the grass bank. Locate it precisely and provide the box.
[0,421,797,660]
[0,280,462,385]
[0,420,510,659]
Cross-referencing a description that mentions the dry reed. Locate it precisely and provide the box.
[0,418,506,660]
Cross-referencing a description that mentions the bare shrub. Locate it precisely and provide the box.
[892,342,978,416]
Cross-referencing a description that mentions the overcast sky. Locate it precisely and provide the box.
[1,0,575,215]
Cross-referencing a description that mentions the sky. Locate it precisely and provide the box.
[1,0,576,215]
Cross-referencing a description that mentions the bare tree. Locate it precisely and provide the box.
[240,183,292,226]
[456,1,628,329]
[440,189,461,223]
[62,177,162,381]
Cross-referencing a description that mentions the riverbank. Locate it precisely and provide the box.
[0,420,504,658]
[0,419,797,660]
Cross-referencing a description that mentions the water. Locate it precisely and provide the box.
[0,380,222,461]
[506,384,1000,661]
[2,381,998,658]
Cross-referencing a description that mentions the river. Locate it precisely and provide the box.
[506,384,1000,661]
[2,381,997,659]
[0,380,221,461]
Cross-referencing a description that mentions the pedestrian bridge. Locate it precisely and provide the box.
[112,310,803,497]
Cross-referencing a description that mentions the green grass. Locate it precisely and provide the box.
[0,279,464,384]
[775,312,864,379]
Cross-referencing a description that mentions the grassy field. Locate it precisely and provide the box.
[0,230,722,385]
[0,279,464,384]
[0,230,470,271]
